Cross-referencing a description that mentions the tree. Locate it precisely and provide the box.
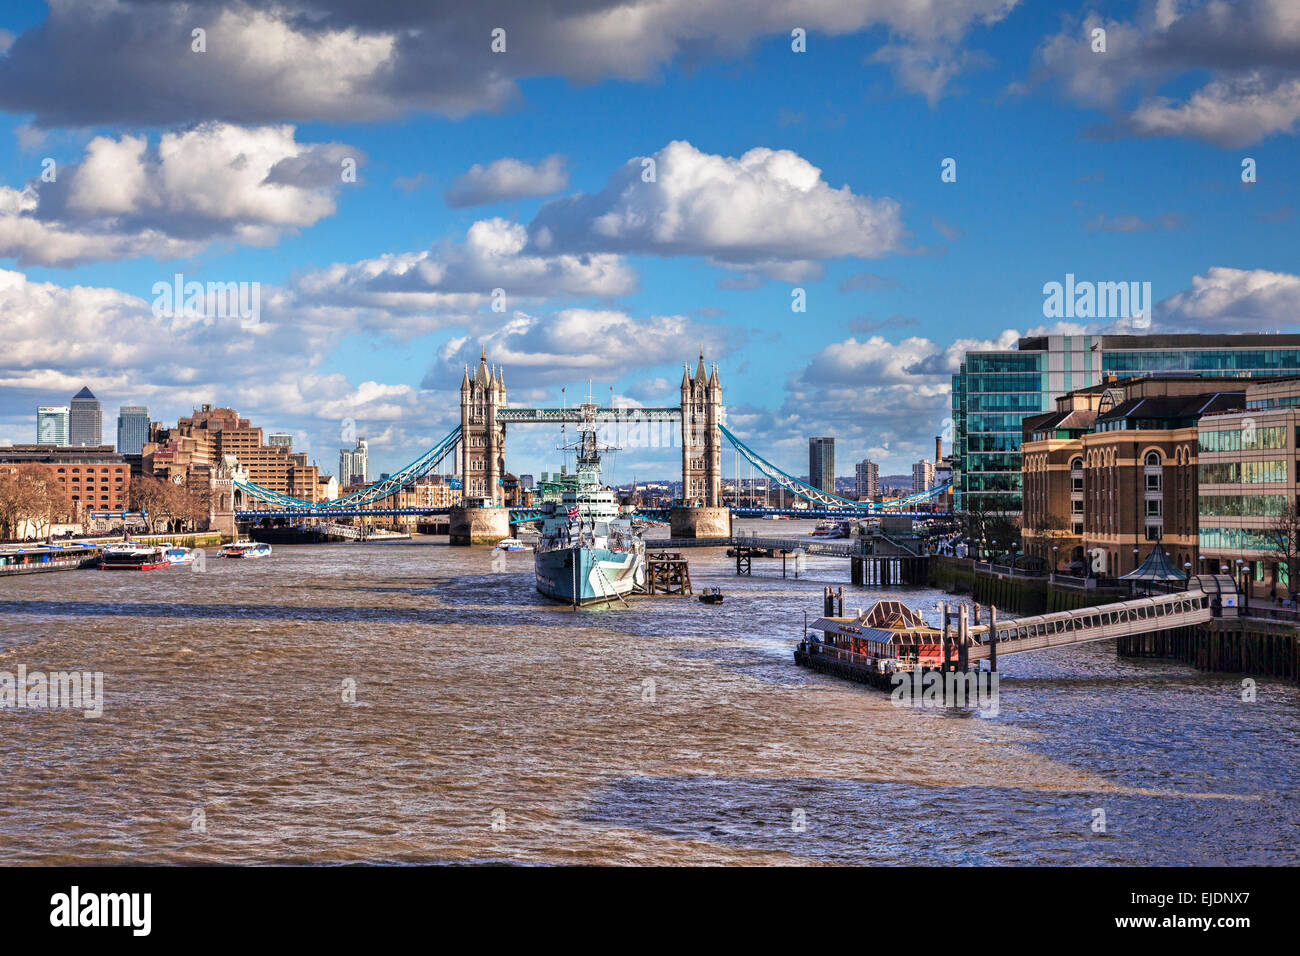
[131,475,175,533]
[1264,500,1300,600]
[1035,512,1073,567]
[0,466,68,541]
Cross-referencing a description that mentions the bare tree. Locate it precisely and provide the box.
[131,476,174,534]
[0,466,68,540]
[1264,500,1300,601]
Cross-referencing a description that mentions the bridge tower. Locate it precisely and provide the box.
[451,351,511,544]
[680,351,722,506]
[459,352,507,506]
[673,351,730,538]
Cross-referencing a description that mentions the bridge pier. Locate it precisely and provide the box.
[669,505,731,539]
[448,505,511,546]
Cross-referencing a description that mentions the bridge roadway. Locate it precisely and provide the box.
[966,589,1213,659]
[235,506,954,521]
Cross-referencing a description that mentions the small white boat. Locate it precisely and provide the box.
[809,520,848,539]
[164,547,196,565]
[220,541,272,559]
[495,537,529,552]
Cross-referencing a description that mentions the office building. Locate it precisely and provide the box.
[953,333,1300,514]
[912,459,935,493]
[1197,376,1300,597]
[339,438,368,487]
[143,404,324,502]
[808,437,835,498]
[1020,375,1248,577]
[116,406,150,456]
[69,386,102,446]
[855,459,879,500]
[36,406,70,446]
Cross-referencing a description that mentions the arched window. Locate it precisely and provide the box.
[1145,451,1162,467]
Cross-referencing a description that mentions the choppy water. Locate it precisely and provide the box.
[1,520,1297,865]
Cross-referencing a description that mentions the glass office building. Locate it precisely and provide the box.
[952,334,1300,514]
[116,406,150,456]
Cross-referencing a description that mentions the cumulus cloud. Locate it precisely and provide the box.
[1032,1,1300,146]
[294,217,638,336]
[0,1,1020,127]
[421,308,739,389]
[0,123,361,267]
[445,155,569,208]
[0,265,453,470]
[1156,266,1300,332]
[527,140,907,276]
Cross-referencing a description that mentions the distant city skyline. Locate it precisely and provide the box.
[1,1,1297,480]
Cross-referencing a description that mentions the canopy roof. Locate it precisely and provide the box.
[1119,542,1187,582]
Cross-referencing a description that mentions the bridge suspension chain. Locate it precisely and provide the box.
[234,425,463,511]
[717,424,951,511]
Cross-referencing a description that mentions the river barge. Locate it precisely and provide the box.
[0,543,102,576]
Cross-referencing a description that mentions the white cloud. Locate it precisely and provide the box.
[423,308,738,389]
[0,1,1021,127]
[294,218,638,337]
[528,140,907,275]
[0,123,362,267]
[1032,1,1300,146]
[445,155,569,208]
[1157,266,1300,332]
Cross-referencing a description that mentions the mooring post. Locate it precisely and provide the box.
[958,604,969,673]
[973,602,982,626]
[989,604,998,672]
[946,600,956,676]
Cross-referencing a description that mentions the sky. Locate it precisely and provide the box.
[0,0,1297,485]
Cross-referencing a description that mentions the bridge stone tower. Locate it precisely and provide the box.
[680,352,722,506]
[459,351,507,506]
[672,351,731,538]
[451,351,511,544]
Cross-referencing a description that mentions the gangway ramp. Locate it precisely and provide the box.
[968,589,1213,660]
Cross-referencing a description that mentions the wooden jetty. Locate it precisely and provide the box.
[642,551,693,596]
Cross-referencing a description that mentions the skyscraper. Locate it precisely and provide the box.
[855,459,879,499]
[116,406,150,455]
[338,438,368,486]
[912,459,935,492]
[69,386,102,446]
[36,406,70,446]
[808,437,835,497]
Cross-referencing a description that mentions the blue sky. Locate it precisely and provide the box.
[0,0,1297,483]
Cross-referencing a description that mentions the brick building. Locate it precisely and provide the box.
[0,444,130,517]
[1021,376,1249,577]
[144,404,324,505]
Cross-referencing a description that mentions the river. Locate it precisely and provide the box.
[1,519,1296,864]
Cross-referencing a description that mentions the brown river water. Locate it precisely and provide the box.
[1,519,1297,865]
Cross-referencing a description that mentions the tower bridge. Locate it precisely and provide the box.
[225,350,952,541]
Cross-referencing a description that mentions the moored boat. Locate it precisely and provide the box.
[495,537,529,552]
[219,541,272,559]
[810,520,848,538]
[0,543,102,576]
[533,407,646,606]
[100,543,170,571]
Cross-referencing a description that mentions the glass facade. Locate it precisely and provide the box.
[952,335,1300,513]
